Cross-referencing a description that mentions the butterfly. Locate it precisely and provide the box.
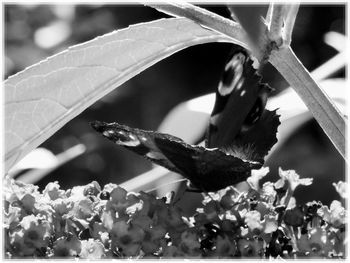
[91,47,280,192]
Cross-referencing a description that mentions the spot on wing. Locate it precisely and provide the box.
[113,130,141,147]
[102,130,114,137]
[236,79,244,91]
[218,52,245,96]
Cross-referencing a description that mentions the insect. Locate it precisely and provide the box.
[91,48,280,192]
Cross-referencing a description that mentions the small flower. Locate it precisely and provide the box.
[101,209,115,230]
[296,228,333,257]
[102,183,119,193]
[52,198,72,216]
[144,225,167,254]
[43,181,66,201]
[261,182,277,204]
[79,239,105,259]
[110,221,145,257]
[318,200,346,228]
[262,214,278,234]
[237,238,264,258]
[333,181,347,199]
[4,205,22,229]
[138,191,165,218]
[132,215,167,254]
[4,177,39,203]
[255,201,271,218]
[125,195,143,215]
[278,168,313,192]
[309,228,331,255]
[66,185,86,202]
[9,230,34,256]
[110,186,128,203]
[244,211,262,233]
[34,200,55,220]
[212,235,236,257]
[83,181,101,197]
[21,215,50,245]
[9,215,51,256]
[69,198,95,220]
[53,234,82,257]
[105,187,141,220]
[20,194,36,214]
[248,167,270,190]
[157,205,189,243]
[178,230,201,257]
[91,221,109,246]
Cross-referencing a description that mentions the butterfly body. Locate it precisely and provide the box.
[91,47,280,192]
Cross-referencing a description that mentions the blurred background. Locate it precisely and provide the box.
[4,4,346,213]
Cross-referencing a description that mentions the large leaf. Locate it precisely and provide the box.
[5,17,240,173]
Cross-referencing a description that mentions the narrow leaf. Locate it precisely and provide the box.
[4,17,235,173]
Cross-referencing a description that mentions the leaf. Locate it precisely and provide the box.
[4,17,236,173]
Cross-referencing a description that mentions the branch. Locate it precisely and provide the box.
[269,47,346,158]
[146,2,249,49]
[282,3,300,46]
[268,4,284,46]
[265,4,273,25]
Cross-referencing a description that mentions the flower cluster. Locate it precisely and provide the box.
[3,168,346,259]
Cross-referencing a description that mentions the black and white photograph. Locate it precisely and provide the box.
[2,2,347,259]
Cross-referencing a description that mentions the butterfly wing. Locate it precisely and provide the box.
[91,121,183,174]
[206,48,279,163]
[91,47,280,192]
[152,132,261,191]
[91,121,260,192]
[228,109,280,163]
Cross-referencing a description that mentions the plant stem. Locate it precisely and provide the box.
[269,47,346,158]
[265,4,273,25]
[282,3,300,46]
[268,4,284,46]
[146,2,249,48]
